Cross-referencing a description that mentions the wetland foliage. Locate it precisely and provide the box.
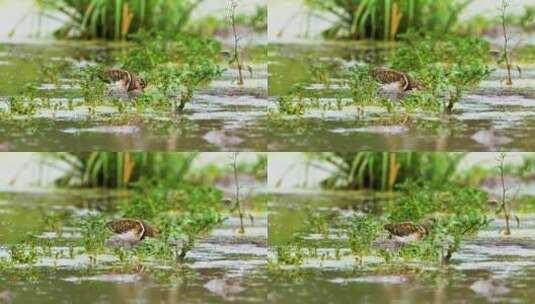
[273,32,492,116]
[315,152,465,191]
[51,152,198,188]
[37,0,205,40]
[0,152,267,300]
[304,0,473,40]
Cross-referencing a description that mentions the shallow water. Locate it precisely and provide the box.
[0,190,268,303]
[0,42,268,151]
[268,42,535,151]
[268,192,535,303]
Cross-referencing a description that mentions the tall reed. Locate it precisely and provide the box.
[304,0,473,40]
[48,152,198,188]
[36,0,204,40]
[316,152,465,191]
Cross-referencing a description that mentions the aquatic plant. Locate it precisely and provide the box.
[389,32,492,111]
[7,95,37,116]
[36,0,204,40]
[304,0,473,40]
[120,32,222,112]
[50,152,198,188]
[388,181,489,222]
[342,215,380,266]
[78,214,109,254]
[41,210,65,237]
[303,209,338,239]
[119,179,223,261]
[275,244,305,266]
[384,181,490,263]
[275,34,491,116]
[9,244,38,265]
[348,65,379,105]
[316,152,465,191]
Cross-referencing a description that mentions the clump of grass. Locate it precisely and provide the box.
[389,32,492,111]
[120,179,224,261]
[304,0,473,40]
[51,152,198,188]
[274,33,491,116]
[8,95,37,116]
[78,214,109,255]
[342,215,380,266]
[316,152,465,191]
[386,181,490,263]
[347,65,379,105]
[9,244,38,265]
[389,181,489,222]
[37,0,204,40]
[122,32,222,113]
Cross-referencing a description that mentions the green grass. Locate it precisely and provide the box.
[315,152,466,191]
[48,152,198,188]
[305,0,473,40]
[36,0,204,40]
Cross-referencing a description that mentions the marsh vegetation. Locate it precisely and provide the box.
[0,152,267,303]
[0,0,268,151]
[268,152,535,303]
[268,0,535,151]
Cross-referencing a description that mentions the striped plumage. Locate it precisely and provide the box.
[103,69,147,97]
[372,68,421,91]
[105,219,157,247]
[383,221,429,240]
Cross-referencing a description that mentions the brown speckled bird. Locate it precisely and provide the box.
[105,219,157,247]
[383,222,428,240]
[103,68,147,98]
[372,67,422,92]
